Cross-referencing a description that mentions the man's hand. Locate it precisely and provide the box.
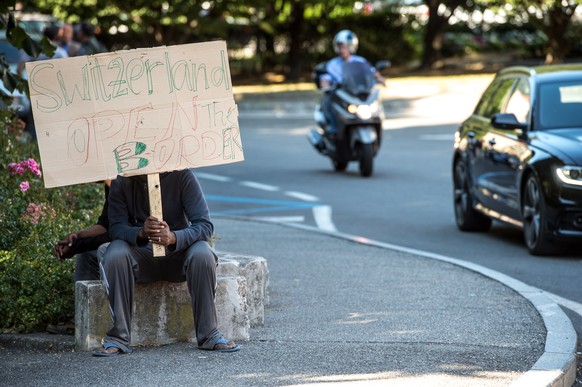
[141,216,176,247]
[53,233,78,260]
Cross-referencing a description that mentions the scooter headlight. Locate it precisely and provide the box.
[347,102,379,120]
[356,105,372,120]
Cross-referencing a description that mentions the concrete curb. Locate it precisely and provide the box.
[224,216,577,387]
[0,332,74,352]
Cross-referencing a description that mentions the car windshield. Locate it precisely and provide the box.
[341,61,375,97]
[538,81,582,130]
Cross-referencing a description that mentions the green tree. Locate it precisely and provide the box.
[483,0,581,64]
[15,0,412,80]
[419,0,473,69]
[514,0,580,64]
[0,1,55,105]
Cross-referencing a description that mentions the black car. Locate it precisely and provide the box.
[452,65,582,255]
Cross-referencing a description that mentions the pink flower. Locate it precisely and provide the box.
[8,162,25,175]
[22,202,44,224]
[19,181,30,192]
[7,158,42,178]
[25,158,42,177]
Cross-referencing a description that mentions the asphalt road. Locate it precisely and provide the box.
[200,79,582,382]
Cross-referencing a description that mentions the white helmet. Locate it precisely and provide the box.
[333,30,359,54]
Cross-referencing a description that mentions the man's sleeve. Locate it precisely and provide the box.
[96,184,109,229]
[108,177,142,246]
[172,170,214,251]
[69,233,110,256]
[324,58,342,84]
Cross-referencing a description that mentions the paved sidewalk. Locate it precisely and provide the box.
[0,218,575,386]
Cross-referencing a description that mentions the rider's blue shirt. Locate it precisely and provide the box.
[321,55,375,85]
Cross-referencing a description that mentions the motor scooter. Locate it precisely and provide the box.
[308,60,390,177]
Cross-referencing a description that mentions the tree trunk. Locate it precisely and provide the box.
[287,0,305,81]
[541,4,577,64]
[259,2,277,70]
[419,0,463,70]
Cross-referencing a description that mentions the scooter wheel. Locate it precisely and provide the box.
[359,143,373,177]
[332,159,348,171]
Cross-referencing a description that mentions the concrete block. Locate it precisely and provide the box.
[217,252,269,327]
[75,281,110,352]
[75,275,249,351]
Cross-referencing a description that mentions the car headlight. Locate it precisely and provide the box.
[556,166,582,186]
[348,102,379,120]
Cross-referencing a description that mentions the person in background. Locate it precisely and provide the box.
[318,30,385,136]
[53,181,111,282]
[58,23,82,57]
[319,29,385,89]
[76,22,107,55]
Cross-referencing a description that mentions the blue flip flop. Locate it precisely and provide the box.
[200,337,240,353]
[92,342,130,357]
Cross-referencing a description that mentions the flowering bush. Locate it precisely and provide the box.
[0,110,103,332]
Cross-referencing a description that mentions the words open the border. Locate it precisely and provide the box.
[26,41,243,188]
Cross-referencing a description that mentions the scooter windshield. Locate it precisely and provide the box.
[341,61,375,97]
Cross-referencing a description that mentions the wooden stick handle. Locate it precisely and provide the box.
[147,173,165,257]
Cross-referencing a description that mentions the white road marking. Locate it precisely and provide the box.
[285,191,320,202]
[419,134,453,141]
[240,181,280,192]
[313,205,337,232]
[253,216,305,223]
[195,172,232,182]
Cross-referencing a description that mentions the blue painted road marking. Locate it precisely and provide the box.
[206,195,320,216]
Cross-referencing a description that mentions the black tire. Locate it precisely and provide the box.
[332,159,348,172]
[453,159,492,231]
[359,143,373,177]
[522,175,554,255]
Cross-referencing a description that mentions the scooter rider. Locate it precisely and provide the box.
[319,30,385,138]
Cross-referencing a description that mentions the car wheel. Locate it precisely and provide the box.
[522,175,553,255]
[453,159,492,231]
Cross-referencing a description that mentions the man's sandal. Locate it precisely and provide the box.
[200,337,240,353]
[92,342,131,357]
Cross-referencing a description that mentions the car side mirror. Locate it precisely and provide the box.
[491,113,527,131]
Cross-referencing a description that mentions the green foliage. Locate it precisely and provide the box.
[0,110,102,332]
[0,3,57,105]
[338,12,419,65]
[0,219,76,333]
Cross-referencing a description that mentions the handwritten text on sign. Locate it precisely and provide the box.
[26,41,243,188]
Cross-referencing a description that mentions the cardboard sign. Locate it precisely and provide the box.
[26,41,243,188]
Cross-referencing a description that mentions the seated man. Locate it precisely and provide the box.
[53,181,110,282]
[93,169,239,356]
